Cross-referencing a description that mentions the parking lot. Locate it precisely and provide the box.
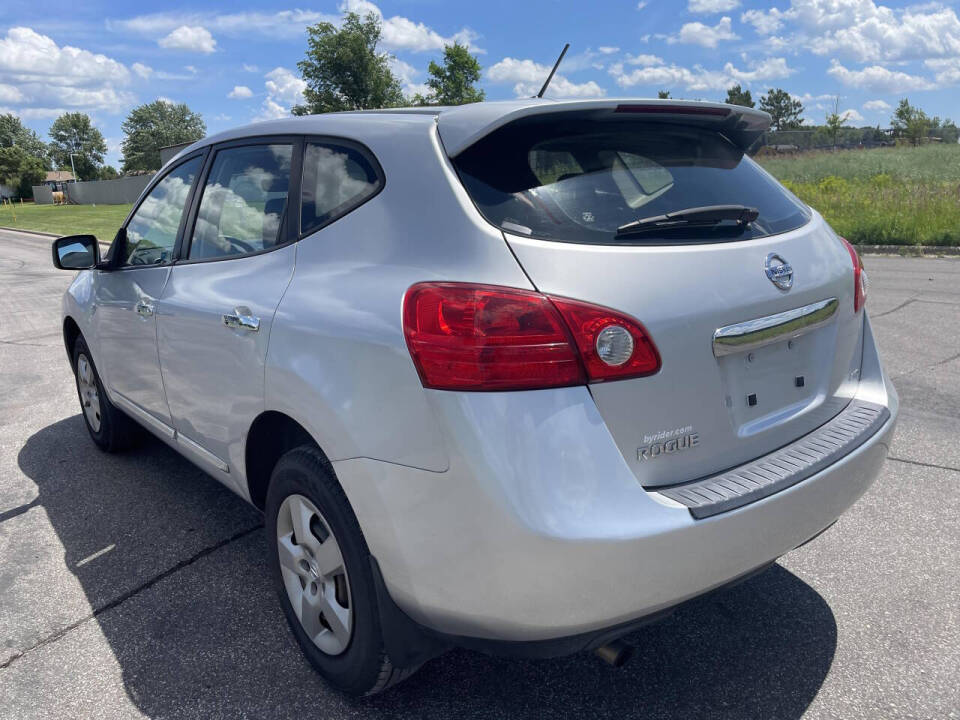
[1,226,957,719]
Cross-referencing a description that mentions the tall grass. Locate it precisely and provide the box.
[757,145,960,246]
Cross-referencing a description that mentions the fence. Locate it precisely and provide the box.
[31,185,54,204]
[32,174,154,205]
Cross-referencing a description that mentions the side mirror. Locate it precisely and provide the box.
[52,235,100,270]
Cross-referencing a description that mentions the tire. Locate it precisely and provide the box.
[265,446,419,695]
[72,336,139,452]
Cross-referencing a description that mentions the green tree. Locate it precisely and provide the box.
[294,12,404,115]
[413,43,484,106]
[824,98,850,148]
[657,90,672,99]
[48,112,107,181]
[891,99,934,145]
[0,113,50,166]
[759,88,804,131]
[99,165,120,180]
[930,117,959,144]
[724,84,754,107]
[120,100,206,172]
[0,145,47,198]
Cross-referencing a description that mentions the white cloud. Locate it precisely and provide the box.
[132,62,153,79]
[625,53,665,66]
[863,99,892,112]
[388,57,429,96]
[487,57,606,98]
[610,56,794,91]
[110,10,338,40]
[827,60,936,92]
[598,46,620,55]
[924,57,960,86]
[688,0,740,13]
[340,0,483,53]
[255,98,289,121]
[739,0,960,63]
[158,25,217,53]
[255,67,306,120]
[741,8,786,35]
[668,16,739,47]
[242,63,259,73]
[841,108,865,123]
[0,84,24,103]
[637,1,649,9]
[228,85,253,99]
[0,27,134,114]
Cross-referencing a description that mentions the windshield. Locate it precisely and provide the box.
[453,119,810,245]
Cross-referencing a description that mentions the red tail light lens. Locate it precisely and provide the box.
[840,237,867,313]
[549,297,661,382]
[403,283,660,391]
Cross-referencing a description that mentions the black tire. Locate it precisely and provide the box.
[72,336,140,452]
[265,446,419,695]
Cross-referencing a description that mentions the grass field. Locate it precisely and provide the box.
[758,144,960,246]
[0,202,132,243]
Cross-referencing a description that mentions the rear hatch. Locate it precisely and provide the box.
[444,102,864,487]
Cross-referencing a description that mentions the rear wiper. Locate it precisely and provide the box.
[615,205,759,237]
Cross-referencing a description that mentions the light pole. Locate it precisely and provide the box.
[69,153,80,182]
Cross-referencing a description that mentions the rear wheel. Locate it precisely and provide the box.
[72,336,139,452]
[265,446,419,695]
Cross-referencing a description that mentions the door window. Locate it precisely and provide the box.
[300,141,381,235]
[122,156,202,266]
[189,144,293,260]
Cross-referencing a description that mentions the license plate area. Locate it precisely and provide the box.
[717,329,834,438]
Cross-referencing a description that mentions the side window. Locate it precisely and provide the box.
[189,144,293,260]
[300,142,381,236]
[122,157,202,266]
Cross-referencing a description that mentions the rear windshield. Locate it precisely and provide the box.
[452,119,810,244]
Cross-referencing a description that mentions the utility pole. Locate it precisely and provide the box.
[69,153,79,182]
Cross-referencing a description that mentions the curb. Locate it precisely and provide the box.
[856,244,960,257]
[0,226,59,239]
[1,226,111,250]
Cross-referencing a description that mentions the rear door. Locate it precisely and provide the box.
[156,138,300,479]
[451,114,864,487]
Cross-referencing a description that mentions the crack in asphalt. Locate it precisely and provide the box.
[887,455,960,474]
[0,523,263,671]
[871,297,917,319]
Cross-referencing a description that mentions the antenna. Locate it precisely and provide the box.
[536,43,570,99]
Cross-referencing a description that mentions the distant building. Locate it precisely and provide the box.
[43,171,75,190]
[159,142,194,167]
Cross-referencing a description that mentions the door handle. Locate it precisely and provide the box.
[135,300,154,318]
[222,306,260,332]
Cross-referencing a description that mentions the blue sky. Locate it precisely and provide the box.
[2,0,960,166]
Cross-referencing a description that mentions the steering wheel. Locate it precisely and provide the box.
[221,236,257,255]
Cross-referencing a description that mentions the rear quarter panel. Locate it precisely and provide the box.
[264,117,532,470]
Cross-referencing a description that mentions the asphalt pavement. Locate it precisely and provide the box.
[0,227,957,719]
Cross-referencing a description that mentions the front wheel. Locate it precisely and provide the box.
[265,446,419,695]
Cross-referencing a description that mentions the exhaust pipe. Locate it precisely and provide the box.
[594,640,634,667]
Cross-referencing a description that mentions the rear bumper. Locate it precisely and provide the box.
[335,315,897,645]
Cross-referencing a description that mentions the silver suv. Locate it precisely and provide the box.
[53,99,897,695]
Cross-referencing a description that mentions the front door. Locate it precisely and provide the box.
[157,140,297,479]
[93,155,204,428]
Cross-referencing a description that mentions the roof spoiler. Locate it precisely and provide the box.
[437,99,772,156]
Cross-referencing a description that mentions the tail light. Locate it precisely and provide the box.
[839,237,867,313]
[403,282,660,391]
